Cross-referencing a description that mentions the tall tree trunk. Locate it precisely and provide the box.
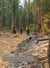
[24,0,27,31]
[2,0,5,31]
[12,0,16,33]
[0,0,3,31]
[48,34,50,68]
[35,0,41,33]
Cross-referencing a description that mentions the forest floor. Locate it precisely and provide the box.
[0,32,28,56]
[0,32,28,68]
[0,32,49,68]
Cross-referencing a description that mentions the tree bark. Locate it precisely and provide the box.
[35,0,41,33]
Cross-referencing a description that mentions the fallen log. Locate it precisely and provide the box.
[36,37,50,44]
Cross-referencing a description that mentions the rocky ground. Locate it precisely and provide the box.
[0,32,49,68]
